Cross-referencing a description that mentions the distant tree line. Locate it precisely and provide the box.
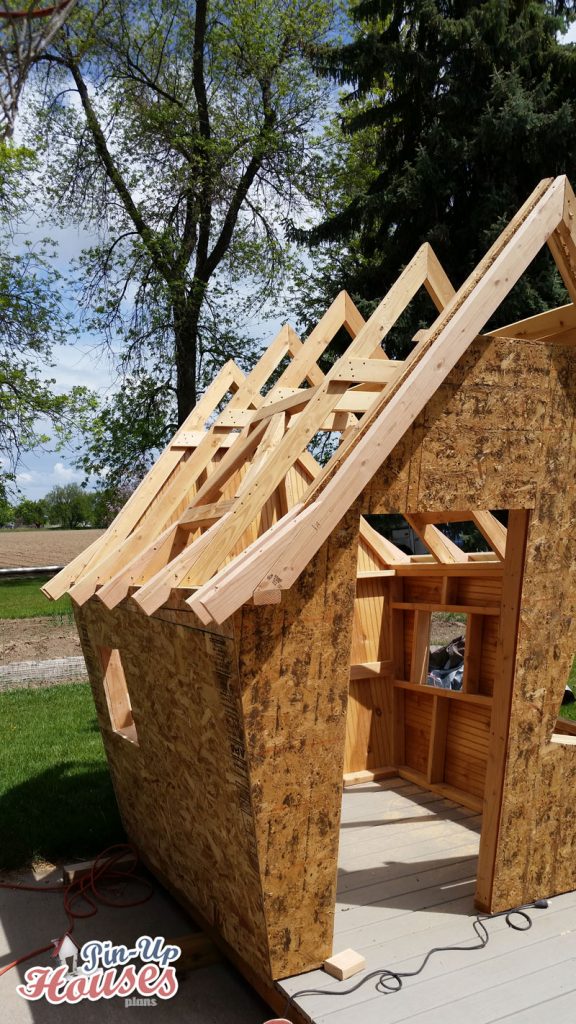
[0,483,128,530]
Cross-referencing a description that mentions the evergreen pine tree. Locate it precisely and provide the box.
[310,0,576,354]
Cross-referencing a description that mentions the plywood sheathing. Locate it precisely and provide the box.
[75,503,359,982]
[490,341,576,911]
[74,596,271,977]
[236,503,360,978]
[361,332,576,910]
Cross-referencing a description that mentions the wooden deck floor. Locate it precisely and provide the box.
[278,779,576,1023]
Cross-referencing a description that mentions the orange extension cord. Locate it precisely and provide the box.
[0,844,153,977]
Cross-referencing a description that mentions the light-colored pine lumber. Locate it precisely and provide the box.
[179,499,235,529]
[470,511,507,560]
[410,610,431,684]
[405,515,469,563]
[197,177,560,621]
[490,302,576,340]
[187,242,452,618]
[332,358,404,383]
[349,661,393,679]
[475,509,530,911]
[547,177,576,303]
[42,359,245,600]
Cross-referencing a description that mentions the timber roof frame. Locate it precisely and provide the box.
[45,174,576,624]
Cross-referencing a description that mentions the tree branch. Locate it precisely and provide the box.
[37,52,174,282]
[202,79,277,279]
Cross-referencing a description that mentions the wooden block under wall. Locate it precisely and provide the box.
[343,767,397,787]
[323,949,367,981]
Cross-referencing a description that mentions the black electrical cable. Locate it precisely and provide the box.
[283,899,549,1012]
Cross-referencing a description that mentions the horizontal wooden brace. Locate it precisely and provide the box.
[170,430,236,450]
[393,562,503,576]
[179,499,235,529]
[391,601,499,615]
[393,679,493,707]
[349,660,393,679]
[247,387,318,424]
[357,569,396,579]
[331,357,404,383]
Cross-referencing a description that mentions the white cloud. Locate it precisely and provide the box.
[16,471,34,484]
[53,462,81,482]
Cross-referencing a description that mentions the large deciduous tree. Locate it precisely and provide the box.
[306,0,576,353]
[29,0,338,484]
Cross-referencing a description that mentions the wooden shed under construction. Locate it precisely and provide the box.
[46,175,576,1004]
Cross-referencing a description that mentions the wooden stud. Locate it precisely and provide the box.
[463,615,484,694]
[475,509,530,911]
[410,610,432,684]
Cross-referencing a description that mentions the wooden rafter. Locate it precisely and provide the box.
[95,292,366,612]
[189,176,574,624]
[68,319,315,607]
[164,244,450,597]
[404,515,469,564]
[42,359,246,601]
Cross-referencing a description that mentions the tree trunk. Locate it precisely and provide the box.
[173,285,204,424]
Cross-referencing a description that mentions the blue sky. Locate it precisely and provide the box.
[11,17,576,501]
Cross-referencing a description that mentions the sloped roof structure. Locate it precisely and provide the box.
[44,175,576,621]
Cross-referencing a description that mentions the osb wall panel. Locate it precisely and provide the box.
[491,342,576,909]
[236,504,359,979]
[74,594,271,976]
[361,334,576,909]
[364,336,549,515]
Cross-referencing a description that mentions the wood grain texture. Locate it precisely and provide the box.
[74,595,271,978]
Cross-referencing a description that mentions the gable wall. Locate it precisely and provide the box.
[361,333,576,910]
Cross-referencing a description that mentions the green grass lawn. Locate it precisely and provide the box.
[559,659,576,722]
[0,683,124,869]
[0,576,72,620]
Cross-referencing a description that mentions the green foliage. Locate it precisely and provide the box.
[26,0,340,486]
[0,683,123,868]
[0,577,72,620]
[0,143,96,492]
[44,483,93,528]
[0,496,13,526]
[14,498,47,528]
[305,0,576,354]
[88,484,133,528]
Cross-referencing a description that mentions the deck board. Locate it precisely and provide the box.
[278,780,576,1023]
